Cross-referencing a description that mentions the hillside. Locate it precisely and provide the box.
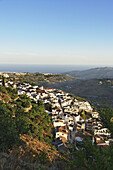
[0,85,58,160]
[5,72,75,85]
[64,67,113,79]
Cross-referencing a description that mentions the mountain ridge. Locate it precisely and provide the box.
[64,67,113,79]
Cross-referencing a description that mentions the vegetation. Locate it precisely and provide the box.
[69,136,113,170]
[0,85,18,102]
[0,86,53,159]
[67,105,113,169]
[26,101,53,144]
[13,72,75,84]
[69,93,86,101]
[2,76,5,86]
[10,134,62,163]
[15,94,31,108]
[97,106,113,137]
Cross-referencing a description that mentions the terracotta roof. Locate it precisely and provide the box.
[96,140,105,144]
[59,136,67,142]
[59,129,67,134]
[59,120,63,123]
[37,90,45,93]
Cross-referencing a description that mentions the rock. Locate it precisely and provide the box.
[0,153,9,158]
[0,157,7,170]
[15,165,22,170]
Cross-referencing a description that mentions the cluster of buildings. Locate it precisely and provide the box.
[0,72,26,77]
[1,80,113,151]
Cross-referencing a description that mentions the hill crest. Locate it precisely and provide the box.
[64,67,113,79]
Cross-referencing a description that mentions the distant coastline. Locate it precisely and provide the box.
[0,64,104,74]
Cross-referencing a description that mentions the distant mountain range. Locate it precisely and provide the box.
[64,67,113,79]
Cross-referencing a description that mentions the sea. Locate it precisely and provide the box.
[0,64,101,74]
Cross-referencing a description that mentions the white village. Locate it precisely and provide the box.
[0,75,112,153]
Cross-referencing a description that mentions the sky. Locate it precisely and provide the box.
[0,0,113,65]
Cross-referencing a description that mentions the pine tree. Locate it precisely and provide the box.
[2,76,5,86]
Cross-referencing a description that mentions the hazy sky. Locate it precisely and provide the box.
[0,0,113,65]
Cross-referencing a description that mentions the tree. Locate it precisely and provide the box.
[69,135,113,170]
[2,76,5,86]
[0,101,20,152]
[44,103,52,112]
[26,102,53,144]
